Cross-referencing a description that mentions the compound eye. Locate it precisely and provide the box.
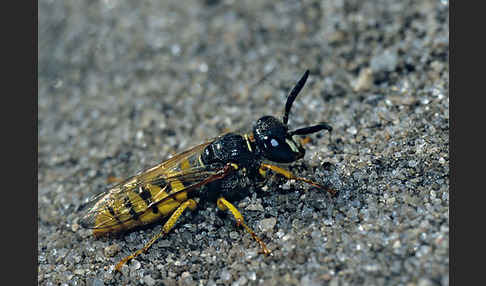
[270,138,279,147]
[260,136,303,163]
[261,136,281,150]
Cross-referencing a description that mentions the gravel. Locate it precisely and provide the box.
[38,0,449,285]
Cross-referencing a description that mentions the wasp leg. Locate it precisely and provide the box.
[259,163,337,196]
[115,199,197,272]
[299,136,312,146]
[216,197,270,255]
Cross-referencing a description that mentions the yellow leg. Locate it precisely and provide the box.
[115,199,197,272]
[259,163,337,196]
[300,136,312,146]
[216,197,270,255]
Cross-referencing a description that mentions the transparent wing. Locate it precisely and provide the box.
[78,139,226,230]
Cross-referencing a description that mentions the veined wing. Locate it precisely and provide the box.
[79,139,224,230]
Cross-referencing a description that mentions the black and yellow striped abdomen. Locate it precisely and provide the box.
[93,179,190,236]
[81,142,214,236]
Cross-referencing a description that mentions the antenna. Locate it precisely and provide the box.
[289,122,333,136]
[283,70,309,126]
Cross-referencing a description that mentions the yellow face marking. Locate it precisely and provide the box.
[285,138,300,153]
[244,134,253,152]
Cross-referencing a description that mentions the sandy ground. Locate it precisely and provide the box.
[38,1,449,285]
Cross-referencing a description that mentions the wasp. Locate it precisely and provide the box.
[79,70,335,272]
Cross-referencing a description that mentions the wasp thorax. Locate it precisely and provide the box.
[201,133,255,166]
[252,115,305,163]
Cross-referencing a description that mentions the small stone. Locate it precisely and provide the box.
[71,223,80,232]
[329,278,339,286]
[118,264,129,276]
[229,231,239,240]
[143,275,156,286]
[408,160,418,168]
[104,244,120,257]
[353,68,373,92]
[232,276,248,286]
[258,217,276,233]
[417,278,434,286]
[245,249,258,260]
[91,278,105,286]
[103,270,114,281]
[393,240,401,249]
[130,259,141,271]
[370,49,398,72]
[346,126,358,135]
[180,272,193,285]
[388,95,417,106]
[220,269,232,282]
[246,202,264,211]
[386,196,396,205]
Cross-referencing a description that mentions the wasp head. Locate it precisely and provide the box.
[252,70,332,163]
